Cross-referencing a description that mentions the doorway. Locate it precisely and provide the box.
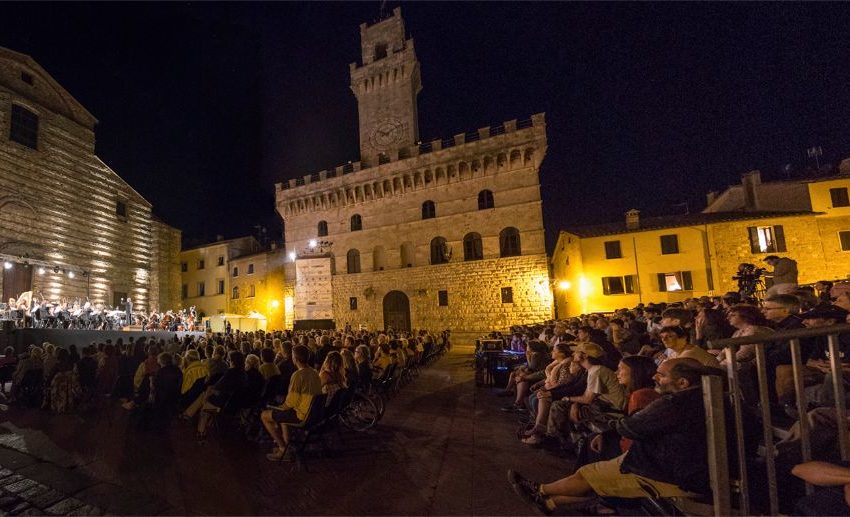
[382,290,411,332]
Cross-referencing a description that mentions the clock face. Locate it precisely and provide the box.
[370,118,405,151]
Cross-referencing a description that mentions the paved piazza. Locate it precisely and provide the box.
[0,348,566,515]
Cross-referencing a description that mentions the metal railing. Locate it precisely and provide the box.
[705,324,850,516]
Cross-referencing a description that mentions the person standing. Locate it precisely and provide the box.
[764,255,798,297]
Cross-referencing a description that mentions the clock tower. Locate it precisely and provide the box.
[349,7,422,166]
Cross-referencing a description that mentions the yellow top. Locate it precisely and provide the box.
[181,360,209,394]
[284,367,322,421]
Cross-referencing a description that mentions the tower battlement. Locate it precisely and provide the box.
[276,112,546,200]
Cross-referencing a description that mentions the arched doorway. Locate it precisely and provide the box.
[383,290,411,332]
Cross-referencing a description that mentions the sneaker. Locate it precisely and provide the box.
[507,470,552,516]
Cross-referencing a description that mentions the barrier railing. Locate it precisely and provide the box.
[706,324,850,515]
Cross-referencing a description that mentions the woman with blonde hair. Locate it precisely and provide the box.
[319,351,347,405]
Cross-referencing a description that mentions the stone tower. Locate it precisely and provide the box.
[349,7,422,166]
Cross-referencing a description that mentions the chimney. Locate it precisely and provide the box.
[625,209,640,230]
[706,191,718,207]
[741,170,761,211]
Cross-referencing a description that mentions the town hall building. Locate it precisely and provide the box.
[275,8,552,336]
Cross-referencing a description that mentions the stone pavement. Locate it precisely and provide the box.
[0,348,571,515]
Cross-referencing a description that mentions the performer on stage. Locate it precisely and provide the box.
[125,297,133,328]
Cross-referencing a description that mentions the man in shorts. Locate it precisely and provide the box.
[260,344,322,461]
[508,358,713,514]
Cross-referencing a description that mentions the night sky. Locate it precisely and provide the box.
[3,2,850,251]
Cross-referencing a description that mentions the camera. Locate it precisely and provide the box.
[732,263,766,297]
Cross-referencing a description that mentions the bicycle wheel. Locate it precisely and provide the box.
[340,392,379,431]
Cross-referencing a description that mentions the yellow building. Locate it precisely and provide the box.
[227,246,287,330]
[553,171,850,317]
[178,236,260,318]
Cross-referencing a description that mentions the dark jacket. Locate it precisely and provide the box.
[615,387,709,493]
[208,367,246,407]
[153,364,183,408]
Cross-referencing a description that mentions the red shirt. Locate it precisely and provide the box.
[620,387,662,452]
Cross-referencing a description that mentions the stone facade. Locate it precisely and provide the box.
[0,47,179,311]
[150,217,181,312]
[275,9,552,335]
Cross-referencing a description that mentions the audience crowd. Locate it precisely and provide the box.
[493,284,850,515]
[0,327,449,463]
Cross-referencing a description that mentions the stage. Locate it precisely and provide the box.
[0,327,207,352]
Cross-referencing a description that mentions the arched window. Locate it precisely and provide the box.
[373,245,386,271]
[318,220,328,237]
[347,249,361,274]
[478,190,495,210]
[350,214,362,231]
[400,242,415,267]
[499,227,521,257]
[422,200,436,220]
[430,237,449,265]
[463,232,484,261]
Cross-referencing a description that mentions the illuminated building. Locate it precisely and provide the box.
[275,8,552,337]
[178,236,260,319]
[0,47,180,311]
[553,168,850,316]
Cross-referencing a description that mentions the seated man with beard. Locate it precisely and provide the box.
[508,359,716,515]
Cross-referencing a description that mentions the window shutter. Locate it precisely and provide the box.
[774,225,786,252]
[840,231,850,251]
[602,278,611,295]
[625,275,636,294]
[681,271,693,290]
[657,273,667,292]
[748,227,760,253]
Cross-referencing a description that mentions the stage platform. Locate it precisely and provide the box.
[0,328,207,352]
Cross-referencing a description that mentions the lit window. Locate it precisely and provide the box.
[748,225,786,253]
[657,271,694,292]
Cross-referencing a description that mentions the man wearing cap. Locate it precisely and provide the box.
[764,255,798,297]
[538,342,626,448]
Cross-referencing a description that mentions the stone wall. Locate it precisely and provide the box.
[0,50,161,310]
[329,254,552,334]
[150,218,181,312]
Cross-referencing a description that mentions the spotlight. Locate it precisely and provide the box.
[3,262,11,270]
[288,251,296,262]
[53,267,60,274]
[68,271,75,279]
[38,267,45,275]
[308,239,317,249]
